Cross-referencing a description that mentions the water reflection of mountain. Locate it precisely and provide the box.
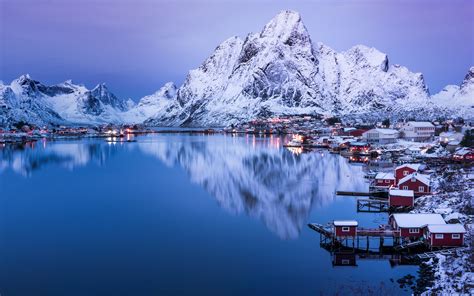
[0,135,367,239]
[0,141,117,176]
[137,135,368,239]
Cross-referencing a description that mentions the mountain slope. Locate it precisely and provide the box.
[432,67,474,117]
[0,75,135,126]
[146,10,448,127]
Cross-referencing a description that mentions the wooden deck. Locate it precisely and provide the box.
[357,199,389,212]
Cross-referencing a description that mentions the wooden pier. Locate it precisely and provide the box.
[357,199,389,212]
[336,191,372,196]
[414,247,466,259]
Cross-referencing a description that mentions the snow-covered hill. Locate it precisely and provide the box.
[0,75,173,126]
[432,67,474,117]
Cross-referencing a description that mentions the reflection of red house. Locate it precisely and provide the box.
[332,253,357,266]
[425,224,466,247]
[375,172,395,188]
[398,173,430,196]
[395,164,421,183]
[388,188,414,207]
[334,220,358,237]
[389,214,445,238]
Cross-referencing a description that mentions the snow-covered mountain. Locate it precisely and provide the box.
[432,67,474,116]
[122,82,177,123]
[1,10,471,127]
[0,74,130,126]
[146,10,469,127]
[0,74,179,127]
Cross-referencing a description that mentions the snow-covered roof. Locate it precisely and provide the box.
[395,163,421,171]
[334,220,358,226]
[427,224,466,234]
[389,188,414,197]
[398,172,430,186]
[363,128,399,135]
[407,121,434,128]
[454,147,473,156]
[392,213,445,228]
[375,172,395,180]
[375,128,398,135]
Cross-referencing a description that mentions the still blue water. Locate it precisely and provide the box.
[0,134,417,295]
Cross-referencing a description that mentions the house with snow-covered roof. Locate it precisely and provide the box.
[374,172,396,188]
[389,213,445,238]
[397,172,431,196]
[362,128,399,144]
[424,224,466,248]
[401,121,435,142]
[395,163,422,183]
[333,220,358,237]
[388,188,414,208]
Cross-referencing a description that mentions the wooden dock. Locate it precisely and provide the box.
[394,240,425,251]
[414,247,466,259]
[357,199,389,212]
[336,191,372,196]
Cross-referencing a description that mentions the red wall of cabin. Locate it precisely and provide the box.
[395,167,416,183]
[389,195,414,207]
[376,179,395,187]
[400,227,423,238]
[398,179,430,196]
[429,233,464,247]
[335,226,357,237]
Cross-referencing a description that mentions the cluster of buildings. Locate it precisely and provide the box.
[332,213,466,249]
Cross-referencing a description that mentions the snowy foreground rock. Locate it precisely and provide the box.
[1,10,472,127]
[413,171,474,294]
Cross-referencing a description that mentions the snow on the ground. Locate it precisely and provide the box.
[414,169,474,295]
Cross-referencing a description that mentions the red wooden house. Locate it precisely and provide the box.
[398,173,431,196]
[424,224,466,248]
[395,164,421,183]
[333,220,358,237]
[374,172,396,188]
[388,188,414,207]
[389,213,445,239]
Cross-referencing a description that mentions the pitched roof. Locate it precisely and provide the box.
[363,128,399,135]
[391,214,445,228]
[334,220,358,226]
[427,224,466,233]
[375,172,395,180]
[395,163,421,171]
[398,173,430,186]
[407,121,434,128]
[389,188,414,197]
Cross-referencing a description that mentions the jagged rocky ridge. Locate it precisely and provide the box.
[1,10,472,127]
[145,10,473,126]
[0,75,176,127]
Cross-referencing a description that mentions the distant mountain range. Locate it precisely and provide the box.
[1,10,472,127]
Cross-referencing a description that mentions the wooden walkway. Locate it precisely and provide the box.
[357,199,389,212]
[307,223,333,237]
[415,247,466,259]
[394,240,425,251]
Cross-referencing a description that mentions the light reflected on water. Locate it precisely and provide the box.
[0,134,368,239]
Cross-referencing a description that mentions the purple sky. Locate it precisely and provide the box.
[1,0,473,100]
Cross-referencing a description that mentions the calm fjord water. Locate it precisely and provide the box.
[0,134,416,295]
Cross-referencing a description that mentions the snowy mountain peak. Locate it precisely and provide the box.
[461,66,474,89]
[261,10,306,40]
[344,45,389,72]
[154,82,177,99]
